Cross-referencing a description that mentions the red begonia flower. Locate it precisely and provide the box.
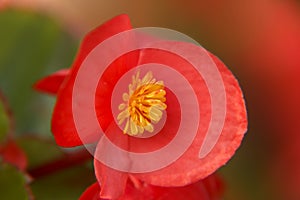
[80,174,224,200]
[36,14,247,199]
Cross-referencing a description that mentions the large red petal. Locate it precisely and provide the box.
[51,14,133,147]
[34,69,70,95]
[133,49,247,186]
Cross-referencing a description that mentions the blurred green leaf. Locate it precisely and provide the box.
[0,9,77,136]
[0,99,9,143]
[31,164,95,200]
[16,136,94,199]
[17,137,63,169]
[0,163,30,200]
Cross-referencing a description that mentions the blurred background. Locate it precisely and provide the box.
[0,0,299,199]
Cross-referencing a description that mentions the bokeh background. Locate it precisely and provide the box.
[0,0,299,199]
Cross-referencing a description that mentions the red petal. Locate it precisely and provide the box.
[0,140,27,171]
[79,182,101,200]
[94,159,128,199]
[133,48,247,186]
[80,174,224,200]
[51,14,133,147]
[34,69,70,95]
[124,174,224,200]
[138,176,221,200]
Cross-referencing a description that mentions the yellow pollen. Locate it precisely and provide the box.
[117,71,167,136]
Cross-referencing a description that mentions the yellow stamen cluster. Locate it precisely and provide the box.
[117,71,167,136]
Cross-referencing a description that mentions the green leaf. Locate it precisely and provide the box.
[31,164,95,200]
[0,163,30,200]
[17,137,95,199]
[0,99,9,143]
[17,137,63,169]
[0,9,77,136]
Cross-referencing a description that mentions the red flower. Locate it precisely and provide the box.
[35,14,247,199]
[79,174,224,200]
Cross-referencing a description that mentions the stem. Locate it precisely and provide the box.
[28,149,92,179]
[0,91,15,138]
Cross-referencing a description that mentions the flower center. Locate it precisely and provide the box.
[117,71,167,136]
